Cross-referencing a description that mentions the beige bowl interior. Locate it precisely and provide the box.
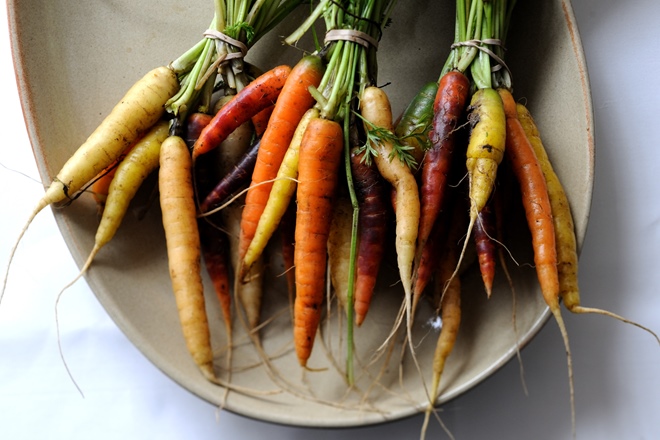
[8,0,593,428]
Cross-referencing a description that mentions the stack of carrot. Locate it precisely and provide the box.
[3,0,659,437]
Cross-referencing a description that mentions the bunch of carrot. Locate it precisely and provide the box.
[4,0,660,434]
[1,0,308,383]
[408,0,659,437]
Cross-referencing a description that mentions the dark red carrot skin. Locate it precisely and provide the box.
[474,200,497,296]
[192,65,291,160]
[280,198,297,300]
[417,71,470,252]
[194,149,232,335]
[199,219,232,332]
[199,137,261,213]
[412,194,452,306]
[350,148,389,326]
[184,113,213,148]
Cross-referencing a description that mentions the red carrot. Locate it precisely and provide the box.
[474,200,497,297]
[350,147,389,326]
[416,71,470,261]
[191,64,291,161]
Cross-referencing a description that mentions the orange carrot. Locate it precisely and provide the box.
[498,87,574,432]
[90,158,123,211]
[293,118,344,367]
[238,56,324,268]
[517,103,659,343]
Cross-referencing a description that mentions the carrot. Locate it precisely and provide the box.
[199,137,261,214]
[238,56,325,272]
[46,67,177,208]
[498,87,575,432]
[350,147,389,326]
[443,87,506,301]
[394,81,439,168]
[420,204,463,439]
[359,86,420,341]
[293,117,344,367]
[64,120,172,281]
[225,203,266,331]
[280,199,297,313]
[197,96,263,332]
[466,88,506,224]
[194,142,233,348]
[499,89,559,308]
[474,200,497,297]
[159,135,215,380]
[198,220,232,341]
[183,112,213,148]
[416,71,470,262]
[191,64,291,161]
[1,66,178,303]
[90,155,126,211]
[412,193,453,311]
[327,197,355,310]
[517,103,659,343]
[242,107,320,275]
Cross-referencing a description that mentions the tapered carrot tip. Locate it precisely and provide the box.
[200,363,216,381]
[484,281,493,298]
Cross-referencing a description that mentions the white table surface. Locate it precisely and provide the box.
[1,1,659,439]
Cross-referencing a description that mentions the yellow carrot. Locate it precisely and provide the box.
[159,135,215,380]
[54,121,170,295]
[517,103,659,343]
[2,66,178,303]
[359,86,420,344]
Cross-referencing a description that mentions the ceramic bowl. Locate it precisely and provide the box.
[8,0,593,428]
